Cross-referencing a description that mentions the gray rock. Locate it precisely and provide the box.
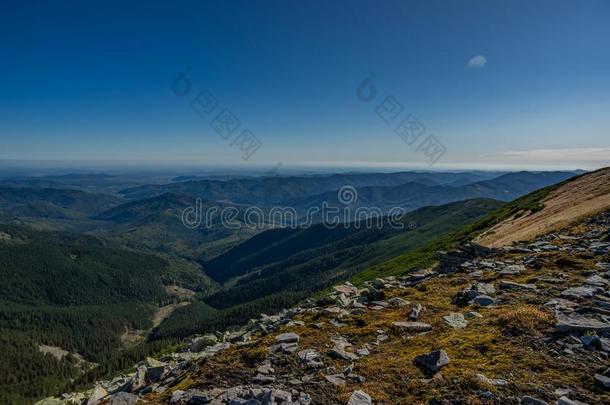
[407,269,436,282]
[252,374,275,384]
[498,264,525,275]
[371,278,388,289]
[521,396,549,405]
[580,335,601,349]
[561,285,604,301]
[409,303,424,320]
[144,357,167,383]
[108,392,138,405]
[475,373,508,386]
[473,282,496,296]
[298,392,312,404]
[322,306,348,316]
[555,314,610,333]
[271,389,292,402]
[594,373,610,390]
[86,385,108,405]
[347,390,372,405]
[596,262,610,271]
[336,294,351,308]
[256,363,274,374]
[556,396,589,405]
[388,297,409,307]
[585,275,609,287]
[499,281,537,291]
[454,283,495,305]
[269,342,299,354]
[413,350,449,373]
[205,342,230,355]
[297,349,320,362]
[188,334,218,352]
[324,373,346,386]
[275,332,299,343]
[330,348,359,361]
[129,366,146,393]
[593,300,610,310]
[356,347,370,356]
[331,336,352,350]
[554,388,571,397]
[104,376,132,394]
[392,321,432,333]
[443,313,468,329]
[334,284,359,296]
[471,294,495,306]
[169,390,185,403]
[227,399,261,405]
[32,399,67,405]
[590,242,610,255]
[545,298,579,312]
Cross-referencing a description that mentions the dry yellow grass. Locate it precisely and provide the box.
[477,167,610,247]
[494,305,554,336]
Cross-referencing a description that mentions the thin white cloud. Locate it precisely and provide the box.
[494,148,610,162]
[468,55,487,68]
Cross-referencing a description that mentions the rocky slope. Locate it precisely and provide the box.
[38,209,610,405]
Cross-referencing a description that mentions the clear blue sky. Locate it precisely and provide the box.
[1,0,609,170]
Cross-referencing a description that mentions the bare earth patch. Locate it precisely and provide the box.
[165,285,196,300]
[152,301,191,328]
[38,344,96,370]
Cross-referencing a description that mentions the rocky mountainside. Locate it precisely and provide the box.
[38,207,610,405]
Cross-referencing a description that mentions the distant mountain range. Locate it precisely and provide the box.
[0,187,122,220]
[117,171,506,204]
[286,171,578,214]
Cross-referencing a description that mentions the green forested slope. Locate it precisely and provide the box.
[0,224,205,404]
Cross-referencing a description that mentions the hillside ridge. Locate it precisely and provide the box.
[35,169,610,405]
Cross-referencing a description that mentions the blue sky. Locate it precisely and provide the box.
[1,0,609,170]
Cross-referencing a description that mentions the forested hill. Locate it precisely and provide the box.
[0,224,168,305]
[0,223,208,404]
